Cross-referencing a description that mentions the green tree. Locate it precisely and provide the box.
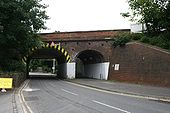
[122,0,170,33]
[0,0,49,71]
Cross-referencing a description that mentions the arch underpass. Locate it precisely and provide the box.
[76,50,110,80]
[29,47,68,64]
[26,42,74,79]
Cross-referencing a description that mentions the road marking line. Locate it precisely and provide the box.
[61,89,78,96]
[18,81,28,113]
[65,81,135,96]
[23,88,40,92]
[65,81,170,102]
[92,100,131,113]
[102,82,115,85]
[19,80,34,113]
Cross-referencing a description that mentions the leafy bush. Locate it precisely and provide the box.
[146,32,170,49]
[0,59,26,72]
[29,59,52,72]
[158,43,170,49]
[112,33,131,48]
[149,36,160,45]
[131,33,144,40]
[112,32,170,50]
[140,36,150,43]
[153,38,170,49]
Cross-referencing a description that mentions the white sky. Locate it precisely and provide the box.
[41,0,130,33]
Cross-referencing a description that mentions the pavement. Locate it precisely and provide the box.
[0,90,13,113]
[67,79,170,101]
[0,87,24,113]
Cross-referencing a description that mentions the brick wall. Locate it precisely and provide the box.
[61,40,170,87]
[109,42,170,87]
[60,40,112,62]
[40,29,130,41]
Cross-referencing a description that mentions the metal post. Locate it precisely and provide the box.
[52,59,55,73]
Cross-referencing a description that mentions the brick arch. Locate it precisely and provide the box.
[75,49,104,64]
[22,42,71,63]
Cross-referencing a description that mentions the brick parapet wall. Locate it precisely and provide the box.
[39,29,130,41]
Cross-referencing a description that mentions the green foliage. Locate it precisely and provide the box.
[140,36,150,43]
[29,59,43,71]
[112,32,170,50]
[29,59,52,72]
[130,33,144,40]
[148,32,170,49]
[0,59,26,72]
[42,66,52,73]
[121,0,170,50]
[112,33,144,48]
[0,0,49,71]
[122,0,170,33]
[112,33,131,48]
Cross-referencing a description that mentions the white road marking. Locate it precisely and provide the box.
[23,88,40,92]
[65,81,170,102]
[92,100,131,113]
[102,82,116,85]
[61,89,78,96]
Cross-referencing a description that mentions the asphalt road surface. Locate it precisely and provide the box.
[21,78,170,113]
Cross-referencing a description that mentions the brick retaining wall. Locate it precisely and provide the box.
[109,42,170,87]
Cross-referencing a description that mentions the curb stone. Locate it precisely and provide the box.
[66,80,170,103]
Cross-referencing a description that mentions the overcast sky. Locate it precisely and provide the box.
[41,0,130,33]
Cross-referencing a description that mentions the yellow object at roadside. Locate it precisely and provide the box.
[0,78,13,89]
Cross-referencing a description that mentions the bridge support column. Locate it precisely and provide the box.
[66,63,76,79]
[84,62,110,80]
[58,62,76,79]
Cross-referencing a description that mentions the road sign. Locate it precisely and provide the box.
[0,78,13,89]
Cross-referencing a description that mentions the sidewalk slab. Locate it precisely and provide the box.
[67,79,170,100]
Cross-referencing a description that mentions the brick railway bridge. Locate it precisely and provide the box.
[27,29,170,87]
